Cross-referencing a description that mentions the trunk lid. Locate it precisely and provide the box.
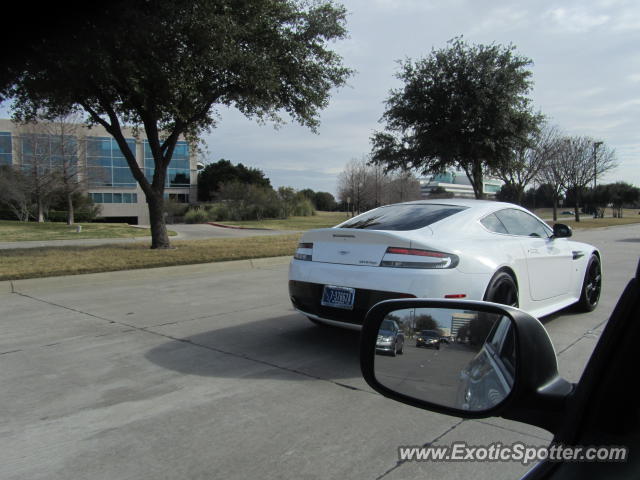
[302,228,415,266]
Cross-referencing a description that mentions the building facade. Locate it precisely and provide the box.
[420,171,503,199]
[0,119,197,224]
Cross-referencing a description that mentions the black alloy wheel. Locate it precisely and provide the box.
[577,254,602,312]
[484,272,519,308]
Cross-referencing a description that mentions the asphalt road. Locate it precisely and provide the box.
[376,343,479,407]
[1,224,639,480]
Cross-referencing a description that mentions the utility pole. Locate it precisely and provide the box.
[593,141,603,189]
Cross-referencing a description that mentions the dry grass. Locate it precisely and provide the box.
[0,220,176,242]
[556,217,640,229]
[532,208,640,221]
[0,234,301,281]
[220,211,351,230]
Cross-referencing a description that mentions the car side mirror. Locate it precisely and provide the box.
[553,223,572,238]
[360,299,574,433]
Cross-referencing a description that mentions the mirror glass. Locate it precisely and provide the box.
[374,307,515,412]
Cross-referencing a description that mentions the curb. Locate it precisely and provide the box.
[207,222,271,231]
[0,255,292,292]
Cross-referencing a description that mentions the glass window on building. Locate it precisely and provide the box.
[0,132,12,165]
[87,137,137,188]
[19,133,78,172]
[90,192,138,204]
[144,140,190,186]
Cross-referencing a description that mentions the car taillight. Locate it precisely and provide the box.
[380,247,459,269]
[294,242,313,261]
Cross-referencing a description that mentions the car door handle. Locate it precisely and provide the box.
[528,248,538,254]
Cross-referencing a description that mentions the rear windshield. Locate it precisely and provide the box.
[337,204,467,231]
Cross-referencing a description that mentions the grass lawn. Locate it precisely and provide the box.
[220,211,351,230]
[3,208,640,281]
[0,234,301,281]
[532,208,640,221]
[0,220,176,242]
[556,217,640,229]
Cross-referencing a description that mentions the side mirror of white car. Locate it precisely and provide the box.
[552,223,573,238]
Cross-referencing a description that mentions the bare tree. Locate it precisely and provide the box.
[337,157,369,216]
[493,124,561,206]
[40,115,86,225]
[557,137,617,222]
[384,170,422,204]
[15,123,63,222]
[0,166,30,221]
[338,158,422,214]
[366,162,387,209]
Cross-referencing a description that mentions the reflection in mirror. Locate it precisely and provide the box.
[374,307,515,412]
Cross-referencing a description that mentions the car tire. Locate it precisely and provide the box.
[484,271,519,308]
[391,342,397,357]
[576,254,602,312]
[398,342,404,355]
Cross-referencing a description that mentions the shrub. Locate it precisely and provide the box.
[184,207,209,224]
[164,199,189,224]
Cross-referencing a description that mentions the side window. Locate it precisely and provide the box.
[480,213,508,234]
[495,209,551,238]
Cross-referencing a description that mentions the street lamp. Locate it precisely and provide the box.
[593,141,603,189]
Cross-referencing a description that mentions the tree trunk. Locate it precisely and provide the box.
[37,199,44,223]
[516,186,524,206]
[574,204,581,222]
[67,192,74,225]
[147,192,171,249]
[552,196,558,222]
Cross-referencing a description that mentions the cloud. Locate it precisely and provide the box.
[547,7,610,32]
[468,6,531,35]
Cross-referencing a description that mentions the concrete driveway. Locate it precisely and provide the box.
[1,225,639,479]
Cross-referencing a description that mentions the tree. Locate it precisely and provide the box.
[491,124,560,205]
[41,115,85,225]
[337,158,369,215]
[415,314,439,332]
[313,191,337,211]
[384,170,421,204]
[371,37,541,199]
[198,159,271,202]
[14,123,64,222]
[5,0,352,248]
[536,140,568,222]
[607,182,639,218]
[0,166,30,221]
[337,158,422,214]
[557,137,617,222]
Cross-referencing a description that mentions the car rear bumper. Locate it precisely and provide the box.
[289,259,491,328]
[289,280,411,327]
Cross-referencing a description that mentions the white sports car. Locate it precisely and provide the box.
[288,199,602,329]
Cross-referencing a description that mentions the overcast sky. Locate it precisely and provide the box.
[3,0,638,198]
[204,0,640,196]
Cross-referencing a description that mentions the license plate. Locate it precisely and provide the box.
[321,285,355,310]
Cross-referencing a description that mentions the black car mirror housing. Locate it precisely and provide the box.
[360,299,574,433]
[552,223,573,238]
